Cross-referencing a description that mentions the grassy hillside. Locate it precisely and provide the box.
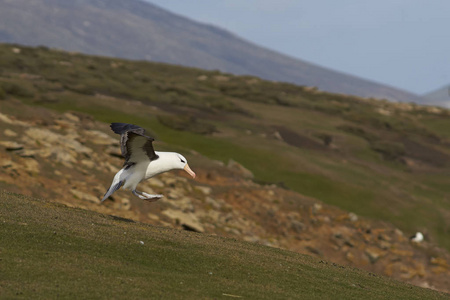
[0,43,450,253]
[1,190,448,299]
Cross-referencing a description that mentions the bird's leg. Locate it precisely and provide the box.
[141,192,163,201]
[132,189,163,202]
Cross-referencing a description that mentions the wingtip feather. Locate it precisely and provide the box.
[110,122,141,134]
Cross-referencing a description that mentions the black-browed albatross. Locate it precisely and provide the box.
[101,122,196,202]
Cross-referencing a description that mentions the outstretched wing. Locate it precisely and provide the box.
[110,123,158,164]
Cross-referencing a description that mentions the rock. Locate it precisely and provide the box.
[84,130,117,145]
[243,235,261,243]
[149,178,165,188]
[212,160,225,167]
[390,248,414,257]
[348,212,358,222]
[431,266,448,275]
[213,75,229,82]
[55,119,75,129]
[39,147,78,166]
[26,128,50,143]
[103,162,119,173]
[70,189,100,204]
[227,228,241,236]
[148,213,160,221]
[17,149,37,158]
[205,197,222,210]
[312,203,322,215]
[384,263,396,277]
[346,251,355,262]
[305,246,323,256]
[394,228,406,240]
[378,240,392,250]
[430,257,448,269]
[291,220,306,233]
[174,197,195,212]
[116,198,131,211]
[0,159,14,168]
[81,159,96,169]
[162,209,204,233]
[0,141,24,151]
[194,185,212,196]
[162,177,178,187]
[63,112,80,123]
[4,129,18,137]
[0,113,28,126]
[378,233,391,242]
[317,215,331,223]
[23,159,40,173]
[106,145,122,158]
[24,128,92,155]
[365,247,386,263]
[401,263,426,279]
[272,131,283,141]
[166,188,185,200]
[227,159,254,179]
[331,233,345,247]
[377,108,392,116]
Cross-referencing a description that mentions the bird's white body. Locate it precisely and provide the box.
[122,152,184,190]
[410,232,424,243]
[103,151,195,202]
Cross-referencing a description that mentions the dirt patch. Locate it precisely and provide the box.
[273,125,329,151]
[402,138,450,167]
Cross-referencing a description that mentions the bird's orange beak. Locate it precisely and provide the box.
[184,164,196,178]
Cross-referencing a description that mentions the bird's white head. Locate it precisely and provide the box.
[153,152,196,179]
[176,153,196,178]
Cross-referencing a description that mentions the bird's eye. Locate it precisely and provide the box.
[180,158,185,163]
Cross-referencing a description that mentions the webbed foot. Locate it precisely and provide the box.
[132,190,163,202]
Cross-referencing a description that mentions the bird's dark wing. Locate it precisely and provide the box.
[110,123,146,135]
[110,123,158,163]
[110,123,146,157]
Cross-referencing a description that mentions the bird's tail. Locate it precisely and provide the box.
[101,168,128,202]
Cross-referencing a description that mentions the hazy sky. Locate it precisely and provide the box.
[145,0,450,95]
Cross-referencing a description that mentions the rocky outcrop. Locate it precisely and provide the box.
[0,103,449,293]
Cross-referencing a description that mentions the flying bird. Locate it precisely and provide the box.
[102,122,196,202]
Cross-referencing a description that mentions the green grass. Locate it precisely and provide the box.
[1,190,448,299]
[2,42,450,252]
[19,90,450,250]
[418,115,450,139]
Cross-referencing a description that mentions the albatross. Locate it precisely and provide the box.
[101,122,196,202]
[410,232,424,243]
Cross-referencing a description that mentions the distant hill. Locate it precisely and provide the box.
[0,0,422,103]
[422,85,450,108]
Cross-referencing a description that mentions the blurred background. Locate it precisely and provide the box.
[1,0,449,106]
[0,0,449,294]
